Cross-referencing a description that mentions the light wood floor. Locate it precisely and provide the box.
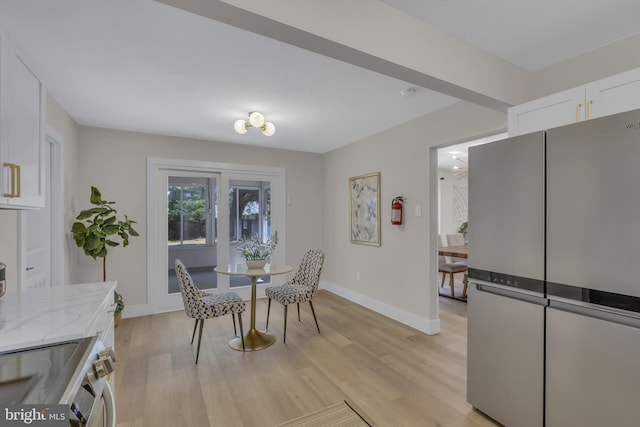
[114,290,498,427]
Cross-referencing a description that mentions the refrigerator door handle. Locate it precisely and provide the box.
[472,280,546,304]
[549,299,640,327]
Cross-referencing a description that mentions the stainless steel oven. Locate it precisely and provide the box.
[0,335,116,426]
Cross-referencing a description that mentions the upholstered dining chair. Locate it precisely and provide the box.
[446,233,468,265]
[174,259,246,363]
[438,235,468,297]
[446,232,466,246]
[265,249,325,343]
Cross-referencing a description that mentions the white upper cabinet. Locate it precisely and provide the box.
[508,68,640,136]
[586,68,640,119]
[508,87,585,136]
[0,28,45,208]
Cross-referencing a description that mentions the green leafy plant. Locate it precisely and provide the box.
[236,233,276,260]
[71,186,139,314]
[114,290,125,314]
[458,221,468,235]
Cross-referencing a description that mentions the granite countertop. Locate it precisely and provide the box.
[0,281,117,353]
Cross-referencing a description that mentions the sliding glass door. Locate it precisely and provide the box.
[148,157,286,313]
[167,175,218,296]
[227,179,272,287]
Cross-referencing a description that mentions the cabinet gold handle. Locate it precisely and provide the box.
[15,164,20,197]
[3,163,15,197]
[588,100,593,120]
[576,103,583,122]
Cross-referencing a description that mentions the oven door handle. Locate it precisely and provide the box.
[103,380,117,427]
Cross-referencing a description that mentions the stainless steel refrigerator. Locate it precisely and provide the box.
[544,110,640,426]
[467,108,640,426]
[467,131,546,427]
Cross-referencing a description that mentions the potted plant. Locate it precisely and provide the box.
[71,186,139,327]
[458,221,468,241]
[236,233,277,268]
[114,290,125,324]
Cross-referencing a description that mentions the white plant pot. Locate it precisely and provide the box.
[246,259,266,269]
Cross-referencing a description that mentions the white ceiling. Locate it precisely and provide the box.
[381,0,640,72]
[0,0,639,159]
[437,132,508,172]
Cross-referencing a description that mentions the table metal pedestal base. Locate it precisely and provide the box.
[229,328,276,351]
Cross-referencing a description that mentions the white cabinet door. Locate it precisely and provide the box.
[508,67,640,137]
[5,36,45,208]
[102,313,115,350]
[89,288,116,349]
[0,27,9,206]
[507,86,585,136]
[21,198,51,289]
[587,67,640,119]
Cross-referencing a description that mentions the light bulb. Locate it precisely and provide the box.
[249,111,265,127]
[261,122,275,136]
[234,119,248,134]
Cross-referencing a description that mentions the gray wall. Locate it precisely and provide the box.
[322,101,505,331]
[530,33,640,100]
[74,127,324,308]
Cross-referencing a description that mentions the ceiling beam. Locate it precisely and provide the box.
[156,0,532,111]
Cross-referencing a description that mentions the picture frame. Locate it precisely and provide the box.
[349,172,381,246]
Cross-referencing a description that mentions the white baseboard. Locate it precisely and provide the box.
[124,281,441,336]
[319,280,440,335]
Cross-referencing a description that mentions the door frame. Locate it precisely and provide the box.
[147,157,287,314]
[18,125,64,289]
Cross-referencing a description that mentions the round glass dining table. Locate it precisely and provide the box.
[214,263,292,351]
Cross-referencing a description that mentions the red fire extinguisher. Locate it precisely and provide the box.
[391,197,404,225]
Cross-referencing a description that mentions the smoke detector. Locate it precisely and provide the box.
[401,87,418,97]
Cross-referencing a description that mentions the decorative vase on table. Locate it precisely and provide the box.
[237,233,276,270]
[246,259,267,269]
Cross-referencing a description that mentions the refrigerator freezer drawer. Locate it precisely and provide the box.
[546,307,640,427]
[467,284,545,427]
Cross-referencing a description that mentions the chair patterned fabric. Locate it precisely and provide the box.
[265,250,325,342]
[174,258,246,362]
[175,259,245,319]
[265,249,325,305]
[265,284,313,305]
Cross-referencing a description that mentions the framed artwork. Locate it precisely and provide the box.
[349,172,381,246]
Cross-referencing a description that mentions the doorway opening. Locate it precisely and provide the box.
[19,126,64,290]
[435,132,506,301]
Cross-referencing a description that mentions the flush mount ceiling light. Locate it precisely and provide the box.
[234,111,276,136]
